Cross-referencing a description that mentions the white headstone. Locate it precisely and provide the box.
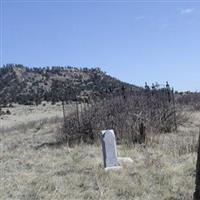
[101,130,121,170]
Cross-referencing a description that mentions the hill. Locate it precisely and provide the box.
[0,64,140,105]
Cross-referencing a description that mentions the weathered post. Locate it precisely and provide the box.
[172,88,177,132]
[139,122,146,144]
[194,127,200,200]
[62,100,66,124]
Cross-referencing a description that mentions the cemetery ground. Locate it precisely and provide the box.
[1,103,200,200]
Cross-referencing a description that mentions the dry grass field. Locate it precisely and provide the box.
[1,103,200,200]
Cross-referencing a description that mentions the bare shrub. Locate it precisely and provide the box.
[176,92,200,111]
[59,86,181,145]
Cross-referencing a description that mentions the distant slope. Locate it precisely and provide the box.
[0,64,140,105]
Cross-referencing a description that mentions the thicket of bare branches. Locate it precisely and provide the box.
[176,92,200,111]
[57,85,179,145]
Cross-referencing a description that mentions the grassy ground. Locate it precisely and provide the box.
[1,104,200,200]
[0,102,69,128]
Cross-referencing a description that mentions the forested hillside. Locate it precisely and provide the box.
[0,64,139,105]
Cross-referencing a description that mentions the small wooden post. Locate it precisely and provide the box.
[62,101,66,124]
[194,127,200,200]
[139,122,146,144]
[75,99,80,133]
[172,88,177,132]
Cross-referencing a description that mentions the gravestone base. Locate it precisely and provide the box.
[105,166,122,171]
[118,157,133,164]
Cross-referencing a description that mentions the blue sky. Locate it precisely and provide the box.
[1,1,200,91]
